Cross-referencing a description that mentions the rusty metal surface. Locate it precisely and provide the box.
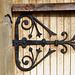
[12,3,75,12]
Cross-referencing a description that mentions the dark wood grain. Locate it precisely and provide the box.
[12,3,75,12]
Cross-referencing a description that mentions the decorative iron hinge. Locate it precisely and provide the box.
[13,13,75,71]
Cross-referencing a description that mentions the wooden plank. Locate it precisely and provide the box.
[63,12,71,75]
[57,12,64,75]
[50,12,57,75]
[14,1,24,75]
[71,12,75,75]
[30,15,37,75]
[43,0,50,75]
[12,3,75,12]
[12,0,16,4]
[36,0,44,73]
[71,0,75,2]
[23,15,30,75]
[43,0,50,74]
[64,0,70,2]
[29,1,37,75]
[36,2,43,75]
[30,0,36,3]
[50,1,57,75]
[36,13,44,75]
[12,1,75,75]
[57,0,63,3]
[15,13,24,75]
[23,0,31,75]
[43,13,50,75]
[63,0,71,75]
[56,1,63,75]
[12,0,75,4]
[22,1,30,75]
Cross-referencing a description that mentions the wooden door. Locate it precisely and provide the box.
[12,0,75,75]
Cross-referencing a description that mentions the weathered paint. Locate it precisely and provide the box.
[12,3,75,12]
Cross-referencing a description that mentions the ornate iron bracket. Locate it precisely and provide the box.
[13,13,75,71]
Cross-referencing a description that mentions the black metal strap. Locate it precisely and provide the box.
[13,13,75,71]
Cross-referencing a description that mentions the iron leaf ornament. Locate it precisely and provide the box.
[13,13,75,71]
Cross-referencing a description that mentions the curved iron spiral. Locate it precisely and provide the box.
[13,13,75,71]
[58,32,75,54]
[20,13,56,39]
[19,47,55,71]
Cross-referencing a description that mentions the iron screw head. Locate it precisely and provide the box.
[42,39,46,47]
[29,47,33,52]
[55,40,59,46]
[23,41,25,44]
[15,41,18,44]
[24,20,29,25]
[22,37,27,48]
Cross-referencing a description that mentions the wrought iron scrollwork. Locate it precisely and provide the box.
[13,13,75,71]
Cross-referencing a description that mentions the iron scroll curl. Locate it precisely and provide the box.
[13,13,75,71]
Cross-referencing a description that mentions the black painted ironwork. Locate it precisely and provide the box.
[13,13,75,71]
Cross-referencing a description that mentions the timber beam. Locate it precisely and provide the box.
[12,3,75,12]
